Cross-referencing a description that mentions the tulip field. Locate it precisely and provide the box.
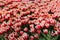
[0,0,60,40]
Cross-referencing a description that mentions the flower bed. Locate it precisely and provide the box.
[0,0,60,40]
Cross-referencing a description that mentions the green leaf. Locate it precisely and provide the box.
[39,37,46,40]
[41,32,48,40]
[52,36,58,40]
[0,37,5,40]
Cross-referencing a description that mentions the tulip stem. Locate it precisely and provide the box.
[41,30,52,40]
[41,32,48,40]
[52,36,58,40]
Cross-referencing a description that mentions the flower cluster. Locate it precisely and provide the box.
[0,0,60,40]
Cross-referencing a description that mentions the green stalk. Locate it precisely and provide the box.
[47,31,51,40]
[41,33,48,40]
[52,36,58,40]
[42,31,51,40]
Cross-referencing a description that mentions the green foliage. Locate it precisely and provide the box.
[0,36,5,40]
[39,30,58,40]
